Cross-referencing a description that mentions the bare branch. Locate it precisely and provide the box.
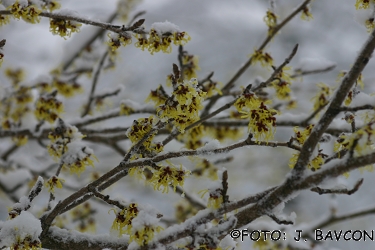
[310,178,364,195]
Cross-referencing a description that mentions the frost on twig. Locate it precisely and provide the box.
[8,176,44,218]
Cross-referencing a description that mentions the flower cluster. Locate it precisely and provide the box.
[193,159,219,180]
[126,116,163,154]
[119,102,134,115]
[71,202,96,233]
[107,32,132,51]
[264,9,277,35]
[235,91,277,142]
[250,49,274,69]
[333,133,351,156]
[0,10,10,27]
[344,88,360,106]
[34,91,63,123]
[45,176,65,193]
[149,163,190,193]
[50,18,82,39]
[177,125,205,150]
[111,203,164,246]
[157,78,206,133]
[129,210,163,246]
[201,81,222,98]
[301,5,314,21]
[62,144,98,176]
[288,125,315,169]
[289,149,328,171]
[41,0,61,12]
[47,119,97,176]
[0,211,42,250]
[7,0,41,24]
[5,68,25,86]
[12,134,28,146]
[293,125,314,145]
[175,199,198,223]
[365,17,375,32]
[111,203,139,236]
[270,66,293,102]
[53,79,83,97]
[308,150,328,171]
[272,80,291,100]
[181,52,200,80]
[134,21,191,54]
[199,187,223,209]
[206,126,243,142]
[355,0,375,9]
[337,70,364,89]
[311,82,332,111]
[334,124,375,177]
[0,84,33,130]
[145,84,169,107]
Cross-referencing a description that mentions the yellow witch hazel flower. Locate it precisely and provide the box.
[149,162,190,193]
[129,210,163,246]
[34,91,63,123]
[264,9,277,35]
[355,0,374,9]
[193,159,219,180]
[289,149,327,171]
[272,80,291,100]
[0,6,11,26]
[135,21,190,55]
[110,203,139,236]
[145,84,169,107]
[311,82,332,111]
[308,150,328,171]
[235,90,277,142]
[293,125,314,145]
[12,135,28,146]
[202,81,223,98]
[110,203,163,246]
[50,10,82,39]
[365,17,375,33]
[41,0,61,12]
[337,70,364,89]
[1,211,42,250]
[301,5,314,21]
[177,125,205,150]
[250,49,274,69]
[199,184,224,210]
[181,53,200,80]
[206,126,243,143]
[47,118,89,164]
[7,0,41,24]
[45,176,65,193]
[107,32,132,51]
[53,79,83,98]
[157,78,206,133]
[126,116,163,154]
[62,142,98,176]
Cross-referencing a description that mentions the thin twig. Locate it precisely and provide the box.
[310,178,363,195]
[291,64,336,78]
[201,0,311,117]
[292,27,375,177]
[81,51,109,118]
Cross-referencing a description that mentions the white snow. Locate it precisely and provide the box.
[150,20,181,36]
[350,91,375,107]
[0,211,42,248]
[198,139,221,152]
